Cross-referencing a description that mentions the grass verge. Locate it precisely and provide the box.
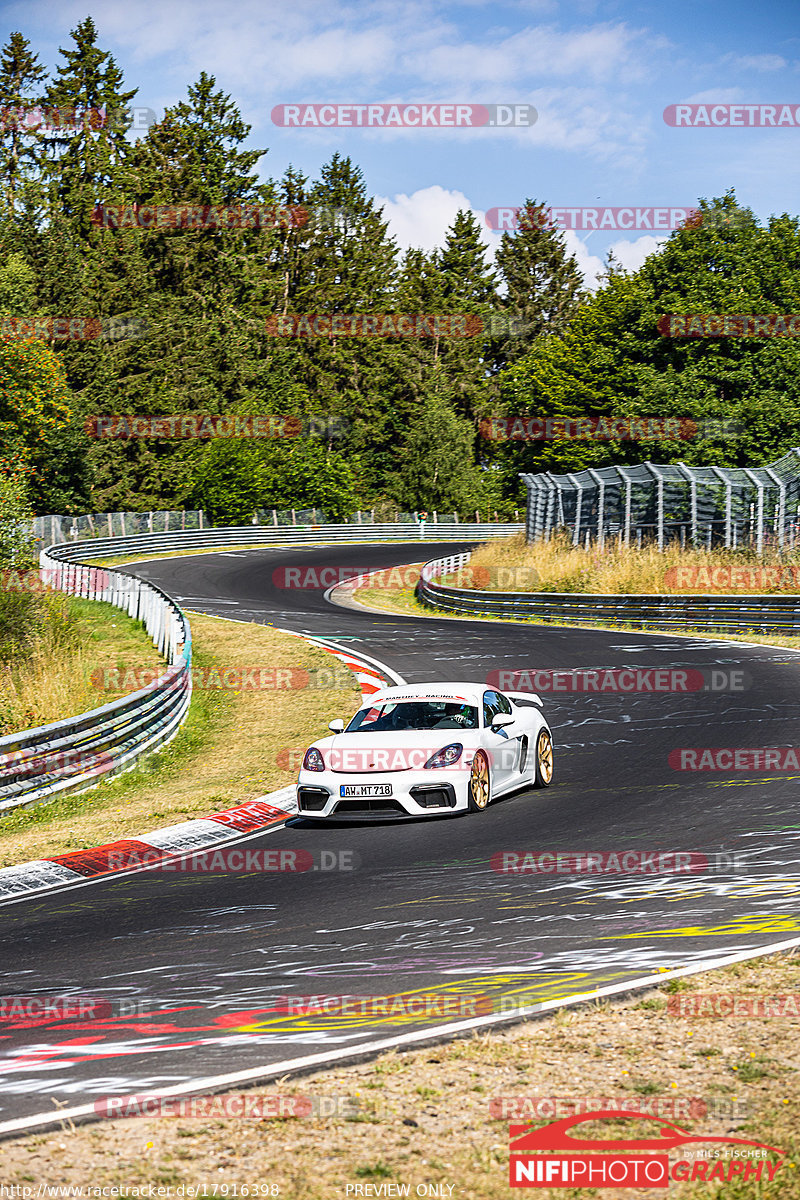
[2,952,798,1197]
[0,613,361,868]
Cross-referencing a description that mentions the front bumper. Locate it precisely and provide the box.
[296,770,468,820]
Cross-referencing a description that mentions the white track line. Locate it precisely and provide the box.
[6,563,798,1137]
[3,933,799,1139]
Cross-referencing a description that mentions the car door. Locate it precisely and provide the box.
[497,689,534,779]
[482,689,519,787]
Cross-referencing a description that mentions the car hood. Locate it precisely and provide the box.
[312,730,475,773]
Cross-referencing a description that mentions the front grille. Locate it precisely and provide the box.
[333,798,406,815]
[297,787,329,812]
[409,783,457,809]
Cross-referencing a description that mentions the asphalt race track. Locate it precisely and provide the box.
[2,540,800,1129]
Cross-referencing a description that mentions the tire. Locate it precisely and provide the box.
[467,750,491,812]
[533,728,554,788]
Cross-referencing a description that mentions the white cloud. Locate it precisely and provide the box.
[7,0,661,166]
[722,53,786,72]
[408,22,654,87]
[563,230,605,289]
[373,190,665,293]
[681,88,743,104]
[375,185,498,259]
[256,85,650,170]
[76,3,656,94]
[607,234,663,273]
[569,233,664,289]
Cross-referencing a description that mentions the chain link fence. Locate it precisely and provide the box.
[33,508,519,545]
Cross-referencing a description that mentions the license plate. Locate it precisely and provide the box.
[340,783,392,798]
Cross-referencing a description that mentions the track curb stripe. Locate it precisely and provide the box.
[0,637,398,905]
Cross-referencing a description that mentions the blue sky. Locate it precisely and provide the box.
[3,0,800,286]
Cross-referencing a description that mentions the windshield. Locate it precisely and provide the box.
[346,700,479,732]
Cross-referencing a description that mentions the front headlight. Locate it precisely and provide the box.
[424,742,463,769]
[303,747,325,772]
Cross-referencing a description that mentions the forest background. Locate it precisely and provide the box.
[2,19,799,525]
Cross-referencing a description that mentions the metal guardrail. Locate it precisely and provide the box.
[0,526,517,815]
[50,523,523,561]
[0,548,192,814]
[417,551,800,635]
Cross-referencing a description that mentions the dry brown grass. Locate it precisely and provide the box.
[2,953,798,1197]
[461,531,800,595]
[0,613,362,867]
[0,596,163,735]
[348,560,800,655]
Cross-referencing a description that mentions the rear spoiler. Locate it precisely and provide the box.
[507,691,543,707]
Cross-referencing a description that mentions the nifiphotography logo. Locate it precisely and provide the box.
[508,1109,786,1188]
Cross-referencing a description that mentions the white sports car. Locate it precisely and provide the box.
[296,682,553,820]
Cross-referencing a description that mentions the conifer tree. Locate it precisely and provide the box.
[43,17,137,234]
[494,198,585,367]
[436,209,498,417]
[0,33,48,216]
[133,72,266,207]
[281,155,400,483]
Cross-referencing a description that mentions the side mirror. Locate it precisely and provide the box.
[328,719,345,733]
[491,713,514,729]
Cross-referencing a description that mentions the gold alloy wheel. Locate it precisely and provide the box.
[536,729,554,786]
[469,752,490,810]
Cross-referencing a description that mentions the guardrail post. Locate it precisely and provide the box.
[586,469,605,549]
[741,468,766,554]
[763,468,786,546]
